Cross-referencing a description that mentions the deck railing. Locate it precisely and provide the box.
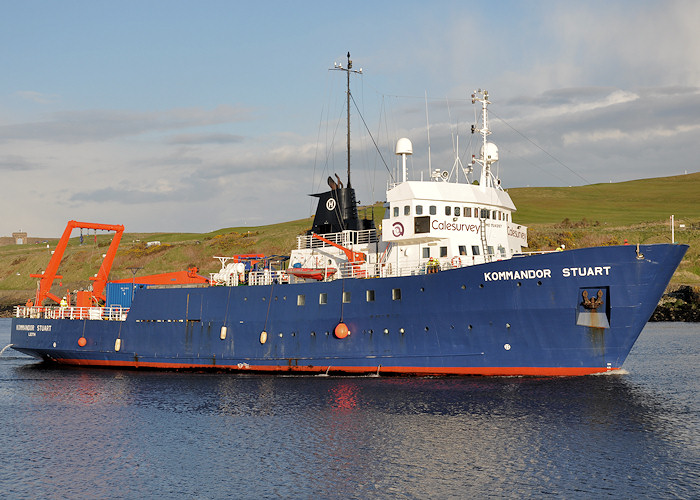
[296,229,378,250]
[248,270,290,286]
[14,305,129,321]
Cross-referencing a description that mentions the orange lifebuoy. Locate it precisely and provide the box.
[78,336,87,347]
[334,322,349,339]
[451,256,462,268]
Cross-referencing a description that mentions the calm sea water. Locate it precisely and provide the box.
[0,319,698,499]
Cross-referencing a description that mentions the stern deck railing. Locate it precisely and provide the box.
[14,305,129,321]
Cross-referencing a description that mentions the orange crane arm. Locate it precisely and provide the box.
[30,220,125,305]
[311,233,366,263]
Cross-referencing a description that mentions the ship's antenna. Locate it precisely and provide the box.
[470,89,498,189]
[425,91,432,174]
[331,52,362,188]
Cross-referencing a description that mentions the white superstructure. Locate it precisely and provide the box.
[280,89,528,282]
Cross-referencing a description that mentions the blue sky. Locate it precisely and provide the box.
[1,0,699,237]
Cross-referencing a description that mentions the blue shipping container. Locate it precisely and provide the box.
[105,282,134,308]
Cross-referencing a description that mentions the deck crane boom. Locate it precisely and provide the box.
[30,220,125,305]
[311,233,366,263]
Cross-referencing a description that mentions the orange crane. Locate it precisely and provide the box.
[311,233,366,263]
[31,220,125,306]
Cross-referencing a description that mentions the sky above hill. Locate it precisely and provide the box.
[1,0,699,237]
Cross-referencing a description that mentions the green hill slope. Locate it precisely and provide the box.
[1,173,698,309]
[509,171,700,225]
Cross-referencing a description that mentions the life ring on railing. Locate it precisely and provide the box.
[451,256,462,268]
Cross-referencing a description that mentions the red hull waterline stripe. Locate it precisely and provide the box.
[54,358,616,376]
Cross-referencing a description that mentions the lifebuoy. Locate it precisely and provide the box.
[451,256,462,268]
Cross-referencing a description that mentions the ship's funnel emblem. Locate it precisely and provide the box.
[392,222,404,237]
[581,289,604,310]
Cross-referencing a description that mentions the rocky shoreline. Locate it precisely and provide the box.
[649,285,700,322]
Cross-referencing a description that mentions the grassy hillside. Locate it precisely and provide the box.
[508,172,700,283]
[509,172,700,225]
[1,173,698,306]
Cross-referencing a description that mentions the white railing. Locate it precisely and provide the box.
[248,269,290,286]
[296,229,378,250]
[334,258,471,279]
[14,305,129,321]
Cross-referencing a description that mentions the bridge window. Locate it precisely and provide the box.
[459,245,467,256]
[423,247,430,258]
[366,290,375,302]
[319,293,327,305]
[445,206,451,216]
[416,205,423,215]
[429,205,437,215]
[404,205,410,216]
[474,207,479,218]
[464,207,471,217]
[472,246,481,255]
[454,207,461,216]
[297,294,305,306]
[393,207,399,217]
[440,246,447,257]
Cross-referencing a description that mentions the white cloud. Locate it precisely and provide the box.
[3,1,700,238]
[0,105,253,143]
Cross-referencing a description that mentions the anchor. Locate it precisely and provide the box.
[582,289,604,310]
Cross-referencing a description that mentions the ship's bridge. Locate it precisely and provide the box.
[383,181,516,242]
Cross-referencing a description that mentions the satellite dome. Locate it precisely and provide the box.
[480,142,499,161]
[395,138,413,155]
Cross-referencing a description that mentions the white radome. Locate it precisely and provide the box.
[480,142,498,161]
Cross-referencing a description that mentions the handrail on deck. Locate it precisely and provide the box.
[14,305,129,321]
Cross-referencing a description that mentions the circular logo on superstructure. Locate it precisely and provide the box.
[392,222,404,237]
[326,198,337,211]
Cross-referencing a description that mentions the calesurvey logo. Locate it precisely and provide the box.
[392,222,404,237]
[326,198,337,211]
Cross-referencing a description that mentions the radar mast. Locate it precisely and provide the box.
[331,52,362,188]
[470,89,500,190]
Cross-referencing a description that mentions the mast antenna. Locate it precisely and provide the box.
[470,89,499,190]
[331,52,362,188]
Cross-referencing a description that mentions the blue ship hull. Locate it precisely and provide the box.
[11,244,687,376]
